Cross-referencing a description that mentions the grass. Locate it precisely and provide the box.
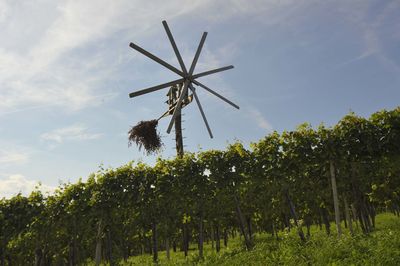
[94,213,400,265]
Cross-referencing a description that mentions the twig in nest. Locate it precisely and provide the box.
[128,120,163,155]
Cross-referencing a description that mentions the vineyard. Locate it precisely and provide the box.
[1,107,399,265]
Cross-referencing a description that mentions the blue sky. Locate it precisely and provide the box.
[0,0,399,198]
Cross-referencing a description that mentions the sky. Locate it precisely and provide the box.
[0,0,399,198]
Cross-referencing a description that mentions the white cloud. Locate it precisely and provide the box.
[337,1,400,73]
[0,150,29,164]
[41,124,103,143]
[0,0,303,115]
[247,107,273,132]
[0,1,8,23]
[0,174,55,199]
[0,92,118,116]
[0,1,139,113]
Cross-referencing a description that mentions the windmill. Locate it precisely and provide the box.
[128,20,239,157]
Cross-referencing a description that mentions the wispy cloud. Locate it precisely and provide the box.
[338,1,400,73]
[0,150,29,164]
[0,2,8,23]
[0,92,118,117]
[0,174,55,199]
[247,107,273,132]
[0,0,304,115]
[0,1,147,113]
[41,124,103,143]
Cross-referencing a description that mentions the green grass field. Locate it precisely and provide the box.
[95,213,400,265]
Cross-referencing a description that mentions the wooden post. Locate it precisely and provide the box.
[199,211,204,259]
[233,193,253,249]
[344,196,354,235]
[152,222,158,263]
[330,160,342,237]
[351,204,359,230]
[211,224,214,249]
[95,219,103,266]
[284,190,306,242]
[175,110,184,158]
[166,238,170,260]
[174,83,184,158]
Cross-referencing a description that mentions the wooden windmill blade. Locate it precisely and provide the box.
[166,80,190,133]
[192,79,240,110]
[129,78,184,98]
[188,32,207,75]
[192,65,234,79]
[129,42,184,76]
[162,20,188,74]
[189,84,213,138]
[166,32,208,134]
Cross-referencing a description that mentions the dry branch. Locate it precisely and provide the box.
[128,120,163,155]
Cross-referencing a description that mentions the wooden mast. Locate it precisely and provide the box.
[174,83,184,158]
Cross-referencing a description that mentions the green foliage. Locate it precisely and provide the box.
[0,107,400,264]
[121,213,400,265]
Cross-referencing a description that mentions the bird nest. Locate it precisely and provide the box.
[128,120,163,155]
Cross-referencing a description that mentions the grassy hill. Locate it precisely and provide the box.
[112,213,400,265]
